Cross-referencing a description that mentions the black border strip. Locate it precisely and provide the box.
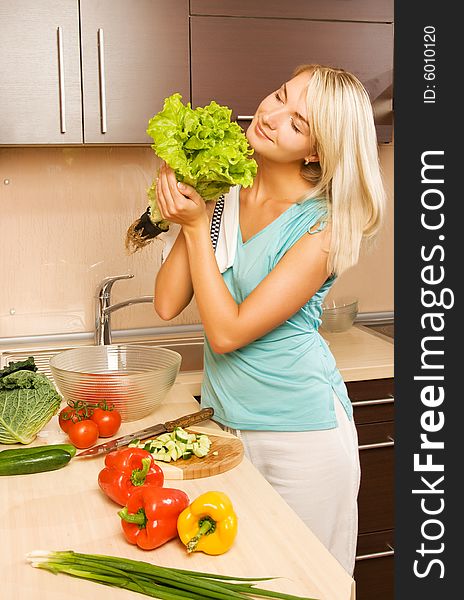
[395,1,459,596]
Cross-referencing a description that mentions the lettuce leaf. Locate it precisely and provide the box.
[145,93,257,228]
[0,370,62,444]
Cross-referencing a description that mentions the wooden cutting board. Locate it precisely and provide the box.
[153,427,244,480]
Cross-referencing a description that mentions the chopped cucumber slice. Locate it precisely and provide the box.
[193,446,209,458]
[132,427,212,463]
[174,428,190,443]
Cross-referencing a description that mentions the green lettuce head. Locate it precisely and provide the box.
[126,93,257,252]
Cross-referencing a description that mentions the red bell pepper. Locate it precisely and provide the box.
[118,486,190,550]
[98,447,164,506]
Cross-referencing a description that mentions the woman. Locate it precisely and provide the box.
[154,64,386,574]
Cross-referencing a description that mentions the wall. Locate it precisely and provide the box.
[0,142,393,340]
[325,142,394,312]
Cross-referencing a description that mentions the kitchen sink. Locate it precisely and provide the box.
[0,336,205,384]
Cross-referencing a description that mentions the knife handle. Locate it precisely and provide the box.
[164,407,214,431]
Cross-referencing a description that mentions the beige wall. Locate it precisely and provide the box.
[324,143,394,312]
[0,143,393,340]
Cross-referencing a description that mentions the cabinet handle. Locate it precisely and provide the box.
[351,396,394,407]
[237,115,254,121]
[97,28,107,133]
[56,27,66,133]
[356,544,394,561]
[359,436,394,451]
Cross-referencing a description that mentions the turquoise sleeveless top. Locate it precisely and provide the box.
[201,192,353,431]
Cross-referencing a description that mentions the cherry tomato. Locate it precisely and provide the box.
[58,406,85,433]
[91,407,122,438]
[68,419,99,449]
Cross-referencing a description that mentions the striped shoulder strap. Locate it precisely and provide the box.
[209,195,225,252]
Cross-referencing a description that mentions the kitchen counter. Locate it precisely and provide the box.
[322,324,393,381]
[1,384,355,600]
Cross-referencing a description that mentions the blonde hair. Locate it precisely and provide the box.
[294,64,386,275]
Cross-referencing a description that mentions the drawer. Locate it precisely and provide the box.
[353,399,394,425]
[357,421,394,447]
[348,378,394,426]
[354,530,394,600]
[346,378,394,401]
[358,444,394,533]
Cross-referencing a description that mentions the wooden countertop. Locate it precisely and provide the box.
[322,325,394,382]
[0,385,355,600]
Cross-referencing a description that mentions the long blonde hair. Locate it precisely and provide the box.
[294,64,386,275]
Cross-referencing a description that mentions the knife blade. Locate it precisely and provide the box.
[76,407,214,458]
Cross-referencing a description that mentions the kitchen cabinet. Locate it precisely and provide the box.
[79,0,189,144]
[346,377,395,600]
[190,3,393,143]
[0,1,82,144]
[0,0,189,145]
[190,0,393,22]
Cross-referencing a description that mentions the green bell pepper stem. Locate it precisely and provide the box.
[186,516,216,553]
[130,457,151,486]
[118,507,147,528]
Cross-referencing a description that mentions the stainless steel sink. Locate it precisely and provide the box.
[0,335,205,382]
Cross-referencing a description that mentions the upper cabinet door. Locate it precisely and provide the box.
[0,0,83,145]
[190,0,393,22]
[191,16,393,143]
[79,0,189,144]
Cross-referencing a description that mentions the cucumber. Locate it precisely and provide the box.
[0,443,76,460]
[0,448,73,476]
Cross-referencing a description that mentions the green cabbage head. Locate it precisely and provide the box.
[0,369,62,444]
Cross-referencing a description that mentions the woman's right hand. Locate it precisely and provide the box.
[156,162,208,233]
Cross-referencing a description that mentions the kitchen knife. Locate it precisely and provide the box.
[76,407,214,458]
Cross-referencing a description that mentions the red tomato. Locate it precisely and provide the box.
[58,406,84,433]
[91,407,122,438]
[68,419,99,449]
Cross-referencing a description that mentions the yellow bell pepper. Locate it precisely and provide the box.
[177,491,238,555]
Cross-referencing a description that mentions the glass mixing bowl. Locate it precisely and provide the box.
[50,345,182,422]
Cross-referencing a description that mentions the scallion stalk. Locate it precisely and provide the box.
[26,550,318,600]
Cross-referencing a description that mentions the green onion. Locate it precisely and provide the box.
[26,550,318,600]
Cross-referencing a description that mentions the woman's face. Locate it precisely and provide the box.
[246,71,314,164]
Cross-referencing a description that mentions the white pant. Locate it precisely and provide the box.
[225,395,360,575]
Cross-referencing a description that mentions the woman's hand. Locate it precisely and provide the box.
[156,162,208,232]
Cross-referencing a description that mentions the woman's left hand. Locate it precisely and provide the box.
[156,162,207,231]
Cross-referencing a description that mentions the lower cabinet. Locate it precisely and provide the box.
[346,378,394,600]
[355,530,394,600]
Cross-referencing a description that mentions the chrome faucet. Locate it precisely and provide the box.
[95,274,154,345]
